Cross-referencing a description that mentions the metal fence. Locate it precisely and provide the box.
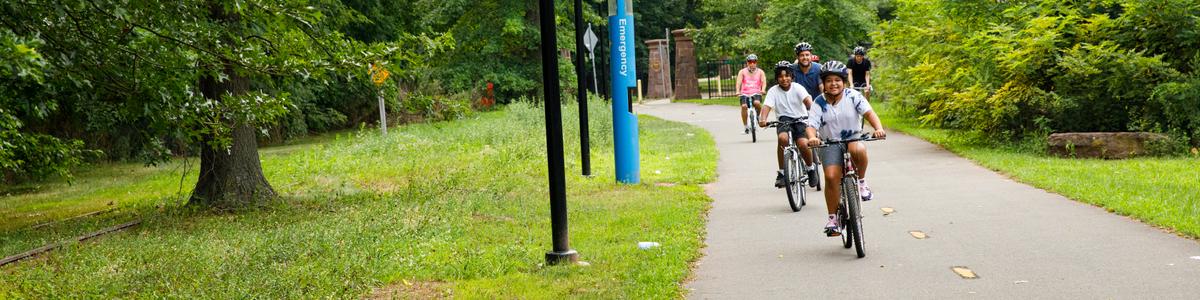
[698,59,740,99]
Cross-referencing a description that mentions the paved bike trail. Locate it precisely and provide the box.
[637,100,1200,299]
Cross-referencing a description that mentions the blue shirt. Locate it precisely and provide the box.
[790,62,823,99]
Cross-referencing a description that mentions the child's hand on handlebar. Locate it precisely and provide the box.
[758,120,768,128]
[872,130,887,139]
[806,138,821,147]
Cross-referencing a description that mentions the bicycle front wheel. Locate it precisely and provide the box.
[749,109,757,143]
[843,176,865,258]
[784,149,802,212]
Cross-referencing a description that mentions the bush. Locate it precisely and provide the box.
[874,0,1200,146]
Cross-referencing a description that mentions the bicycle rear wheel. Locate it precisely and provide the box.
[843,176,865,258]
[784,150,802,212]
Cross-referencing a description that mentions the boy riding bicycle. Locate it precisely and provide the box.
[757,61,817,189]
[804,61,887,236]
[737,54,767,134]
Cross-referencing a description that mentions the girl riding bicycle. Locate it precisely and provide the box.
[737,54,767,134]
[804,61,886,236]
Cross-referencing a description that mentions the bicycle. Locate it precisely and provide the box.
[853,85,871,101]
[766,119,819,212]
[740,95,760,143]
[813,133,884,258]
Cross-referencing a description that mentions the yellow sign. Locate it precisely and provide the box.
[370,64,390,86]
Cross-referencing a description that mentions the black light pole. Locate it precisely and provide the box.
[573,0,592,177]
[539,0,579,265]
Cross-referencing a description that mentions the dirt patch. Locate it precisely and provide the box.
[366,280,451,300]
[471,213,515,223]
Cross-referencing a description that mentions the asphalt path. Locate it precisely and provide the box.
[638,100,1200,299]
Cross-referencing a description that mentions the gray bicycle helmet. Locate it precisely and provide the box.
[853,46,866,56]
[746,54,758,62]
[774,61,793,72]
[820,61,848,81]
[794,42,814,54]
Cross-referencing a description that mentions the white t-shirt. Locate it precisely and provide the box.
[763,82,812,119]
[806,89,873,141]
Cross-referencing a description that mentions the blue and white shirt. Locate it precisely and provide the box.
[806,89,873,141]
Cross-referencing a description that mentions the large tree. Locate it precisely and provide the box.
[695,0,878,62]
[0,0,399,208]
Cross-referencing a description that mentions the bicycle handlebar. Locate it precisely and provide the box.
[811,133,886,148]
[765,119,808,128]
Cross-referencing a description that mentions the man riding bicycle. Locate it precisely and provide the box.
[757,61,817,189]
[847,46,872,100]
[737,54,767,134]
[804,61,886,236]
[790,42,823,100]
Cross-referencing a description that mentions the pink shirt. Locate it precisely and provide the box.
[738,67,766,96]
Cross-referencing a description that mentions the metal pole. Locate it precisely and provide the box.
[590,54,599,95]
[370,63,387,135]
[539,0,578,266]
[661,29,668,99]
[574,0,591,177]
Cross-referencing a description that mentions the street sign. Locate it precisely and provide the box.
[584,24,598,53]
[370,64,390,86]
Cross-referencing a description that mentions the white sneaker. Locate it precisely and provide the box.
[859,179,873,201]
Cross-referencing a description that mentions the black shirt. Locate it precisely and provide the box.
[847,57,871,87]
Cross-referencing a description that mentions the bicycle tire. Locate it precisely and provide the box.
[784,150,801,212]
[812,155,823,191]
[792,153,806,208]
[839,203,851,248]
[843,176,865,258]
[749,108,757,143]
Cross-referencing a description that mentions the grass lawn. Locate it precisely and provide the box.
[0,98,718,299]
[874,102,1200,239]
[674,97,739,107]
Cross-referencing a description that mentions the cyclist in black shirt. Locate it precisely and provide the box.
[847,46,872,100]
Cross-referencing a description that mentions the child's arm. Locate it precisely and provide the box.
[757,105,772,127]
[864,111,886,138]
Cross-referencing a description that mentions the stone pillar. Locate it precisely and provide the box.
[671,29,700,100]
[644,39,673,99]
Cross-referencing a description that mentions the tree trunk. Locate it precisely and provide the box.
[190,67,277,208]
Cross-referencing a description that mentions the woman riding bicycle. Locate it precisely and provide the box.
[737,54,767,134]
[804,60,886,236]
[756,61,816,189]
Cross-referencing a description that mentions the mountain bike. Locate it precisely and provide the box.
[814,134,884,258]
[766,119,816,212]
[741,95,760,142]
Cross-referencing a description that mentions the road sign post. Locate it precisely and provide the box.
[585,24,599,95]
[575,0,592,177]
[369,63,390,135]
